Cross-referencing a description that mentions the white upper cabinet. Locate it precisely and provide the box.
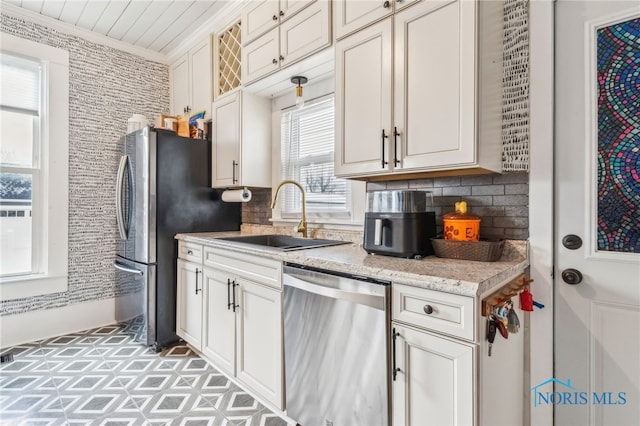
[211,91,271,188]
[170,54,190,116]
[334,0,420,40]
[335,0,503,179]
[394,0,477,171]
[242,0,331,85]
[189,39,213,116]
[169,37,212,117]
[242,0,317,44]
[334,19,393,176]
[280,0,316,21]
[242,0,281,44]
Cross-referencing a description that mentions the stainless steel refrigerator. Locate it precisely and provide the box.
[114,127,240,351]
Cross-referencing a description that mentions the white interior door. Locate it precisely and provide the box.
[555,2,640,425]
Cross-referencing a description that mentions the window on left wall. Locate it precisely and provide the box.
[0,53,41,277]
[0,34,69,300]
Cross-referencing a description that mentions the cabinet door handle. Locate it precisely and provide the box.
[381,129,389,169]
[227,278,232,310]
[272,14,278,20]
[232,281,240,312]
[393,127,401,166]
[383,0,391,8]
[423,304,434,315]
[279,55,285,62]
[272,58,278,64]
[392,328,401,381]
[187,249,193,255]
[194,268,201,295]
[232,160,238,184]
[279,10,284,17]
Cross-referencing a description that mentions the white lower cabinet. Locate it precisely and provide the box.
[392,283,476,425]
[392,323,474,426]
[176,244,205,351]
[201,247,284,410]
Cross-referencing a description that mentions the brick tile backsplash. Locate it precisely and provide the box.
[241,188,272,226]
[367,172,529,240]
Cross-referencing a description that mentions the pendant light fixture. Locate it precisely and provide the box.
[291,76,308,108]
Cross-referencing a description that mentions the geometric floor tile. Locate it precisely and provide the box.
[0,322,291,425]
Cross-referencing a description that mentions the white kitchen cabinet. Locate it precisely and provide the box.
[334,0,420,40]
[211,91,271,188]
[392,278,525,425]
[176,245,204,350]
[242,0,330,85]
[169,37,212,118]
[335,0,503,179]
[392,323,474,426]
[170,54,190,116]
[202,247,284,409]
[334,18,393,176]
[201,268,236,374]
[242,0,316,45]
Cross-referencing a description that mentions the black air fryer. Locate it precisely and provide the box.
[364,190,436,259]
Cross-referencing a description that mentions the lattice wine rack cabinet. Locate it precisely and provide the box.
[215,20,242,98]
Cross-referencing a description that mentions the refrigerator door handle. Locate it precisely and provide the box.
[114,260,144,276]
[116,155,129,240]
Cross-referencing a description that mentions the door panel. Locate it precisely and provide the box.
[394,0,476,170]
[189,38,212,119]
[334,18,393,177]
[114,257,154,346]
[212,92,240,187]
[242,28,279,84]
[235,279,283,409]
[176,259,202,350]
[242,0,280,44]
[117,129,154,264]
[555,3,640,425]
[279,0,330,67]
[170,54,189,115]
[202,267,236,376]
[334,0,392,40]
[392,323,474,426]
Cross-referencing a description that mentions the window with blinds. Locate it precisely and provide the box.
[0,53,41,277]
[280,96,349,217]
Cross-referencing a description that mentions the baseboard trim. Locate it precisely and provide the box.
[0,293,143,348]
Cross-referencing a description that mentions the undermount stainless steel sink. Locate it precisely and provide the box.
[217,235,350,251]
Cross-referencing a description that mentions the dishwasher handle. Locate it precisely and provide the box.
[284,271,386,310]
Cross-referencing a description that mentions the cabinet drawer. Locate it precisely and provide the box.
[392,283,474,341]
[178,241,203,263]
[204,247,282,289]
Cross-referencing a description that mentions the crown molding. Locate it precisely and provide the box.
[164,0,244,64]
[0,1,168,64]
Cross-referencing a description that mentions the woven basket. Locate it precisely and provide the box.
[431,238,505,262]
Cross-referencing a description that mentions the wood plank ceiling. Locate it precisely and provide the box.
[4,0,229,55]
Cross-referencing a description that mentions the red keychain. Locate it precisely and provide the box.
[520,287,534,312]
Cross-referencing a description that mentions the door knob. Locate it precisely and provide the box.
[561,268,583,285]
[562,234,582,250]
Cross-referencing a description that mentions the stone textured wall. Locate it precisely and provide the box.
[367,173,529,240]
[502,0,530,171]
[1,14,170,316]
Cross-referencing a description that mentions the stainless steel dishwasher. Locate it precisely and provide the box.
[283,264,390,426]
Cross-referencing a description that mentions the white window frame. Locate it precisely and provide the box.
[0,34,69,300]
[271,78,365,230]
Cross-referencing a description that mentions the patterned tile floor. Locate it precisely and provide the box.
[0,323,290,426]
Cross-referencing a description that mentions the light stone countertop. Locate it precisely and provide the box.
[176,232,529,298]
